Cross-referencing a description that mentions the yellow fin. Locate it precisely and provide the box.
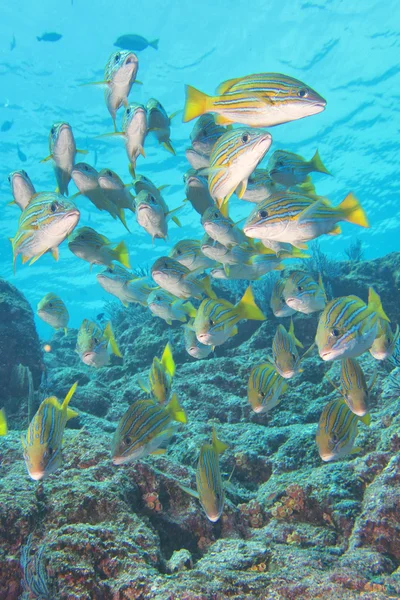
[212,426,229,454]
[113,241,131,269]
[104,322,122,357]
[138,375,150,394]
[162,140,176,155]
[139,145,146,158]
[360,413,371,426]
[311,150,331,175]
[328,225,342,236]
[216,77,244,95]
[235,286,265,321]
[80,80,109,87]
[214,114,235,125]
[29,248,48,266]
[182,301,197,318]
[338,193,369,228]
[51,247,59,261]
[169,109,182,120]
[183,85,211,122]
[161,342,175,377]
[289,318,303,348]
[167,393,187,424]
[368,287,390,322]
[40,154,53,163]
[235,179,247,199]
[0,408,7,436]
[77,149,88,155]
[202,275,216,299]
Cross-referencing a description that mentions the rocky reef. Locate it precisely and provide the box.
[0,252,399,599]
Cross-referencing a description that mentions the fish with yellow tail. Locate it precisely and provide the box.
[326,358,376,417]
[239,169,286,203]
[76,319,122,368]
[316,288,390,361]
[10,192,80,271]
[8,170,36,210]
[283,271,327,314]
[183,322,213,359]
[268,149,331,187]
[270,278,296,318]
[270,320,305,379]
[0,408,8,436]
[169,239,216,272]
[248,363,288,413]
[68,226,130,270]
[138,343,176,405]
[316,397,370,462]
[134,190,182,241]
[41,122,87,196]
[146,98,178,155]
[180,428,229,522]
[37,293,69,334]
[21,382,79,480]
[201,206,248,249]
[244,192,369,248]
[147,289,197,325]
[111,393,187,464]
[193,285,265,347]
[151,256,216,300]
[183,73,326,127]
[97,267,157,307]
[132,174,169,201]
[98,168,136,213]
[369,321,399,361]
[197,128,272,209]
[183,169,214,216]
[190,114,227,155]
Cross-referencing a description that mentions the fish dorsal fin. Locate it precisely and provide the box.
[161,342,175,377]
[179,484,200,499]
[62,381,78,407]
[296,199,325,224]
[216,77,244,95]
[212,426,228,455]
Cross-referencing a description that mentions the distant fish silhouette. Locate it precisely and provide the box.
[37,32,63,42]
[17,145,27,162]
[114,34,158,52]
[1,120,13,132]
[10,35,16,51]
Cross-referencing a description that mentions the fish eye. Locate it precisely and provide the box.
[149,195,156,203]
[214,211,219,218]
[331,328,340,338]
[276,160,284,168]
[106,170,113,176]
[83,164,89,171]
[126,107,131,116]
[176,249,181,255]
[331,432,339,443]
[106,268,113,273]
[93,337,99,344]
[50,126,55,135]
[209,318,215,326]
[297,285,303,292]
[22,170,28,177]
[241,133,249,143]
[259,209,268,218]
[7,175,11,182]
[202,128,208,136]
[298,88,309,98]
[48,302,53,308]
[50,202,58,212]
[115,52,121,62]
[125,436,132,445]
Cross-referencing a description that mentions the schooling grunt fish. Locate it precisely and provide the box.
[111,393,187,464]
[268,149,331,187]
[37,293,69,334]
[134,190,181,241]
[76,319,122,368]
[282,271,327,314]
[146,98,178,155]
[183,73,326,127]
[97,267,157,307]
[138,343,176,405]
[114,34,159,52]
[248,363,288,413]
[183,322,213,359]
[315,288,390,361]
[132,174,169,204]
[147,289,196,325]
[8,170,36,210]
[185,147,210,170]
[169,239,216,272]
[189,114,227,156]
[151,256,216,300]
[327,358,375,417]
[270,278,296,318]
[369,320,399,361]
[183,169,214,216]
[21,382,79,480]
[68,226,130,270]
[239,168,286,203]
[10,192,80,271]
[193,285,265,347]
[270,320,304,379]
[201,206,248,249]
[97,168,135,213]
[41,122,87,196]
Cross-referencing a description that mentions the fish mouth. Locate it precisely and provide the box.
[111,455,126,465]
[197,332,212,345]
[280,370,296,379]
[29,470,45,481]
[319,349,336,361]
[319,452,334,462]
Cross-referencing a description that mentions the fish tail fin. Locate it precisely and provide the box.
[338,193,369,228]
[368,287,390,322]
[311,150,331,175]
[104,322,122,357]
[183,85,212,122]
[212,426,228,455]
[168,393,187,424]
[182,301,197,318]
[149,38,159,50]
[235,286,266,321]
[113,240,131,269]
[0,408,8,436]
[161,342,175,377]
[202,275,216,299]
[289,318,303,348]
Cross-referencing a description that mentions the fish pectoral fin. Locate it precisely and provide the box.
[350,446,362,455]
[96,132,125,138]
[151,448,167,455]
[29,248,49,266]
[296,199,325,223]
[235,179,248,200]
[171,215,181,227]
[51,247,59,261]
[179,484,200,499]
[80,80,110,87]
[139,146,146,158]
[328,225,342,235]
[77,148,88,155]
[161,140,176,155]
[158,184,170,192]
[169,109,182,120]
[40,154,53,163]
[214,114,235,125]
[197,166,225,178]
[134,80,143,85]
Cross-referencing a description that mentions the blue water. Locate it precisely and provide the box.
[1,0,399,338]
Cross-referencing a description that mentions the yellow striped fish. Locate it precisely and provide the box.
[97,267,157,307]
[369,320,399,361]
[316,397,370,462]
[76,319,122,368]
[183,169,214,216]
[183,73,326,127]
[268,149,331,187]
[243,192,369,248]
[198,128,272,209]
[248,363,288,413]
[190,114,227,155]
[270,320,304,379]
[21,382,79,480]
[0,408,7,436]
[169,239,216,272]
[10,192,80,271]
[270,278,296,318]
[41,122,87,196]
[8,170,36,210]
[283,271,326,314]
[193,285,265,347]
[138,343,176,405]
[68,226,130,270]
[111,393,187,464]
[147,289,196,325]
[181,427,229,522]
[135,190,182,241]
[151,256,216,300]
[183,323,213,359]
[239,168,285,203]
[316,288,390,361]
[37,293,69,334]
[201,206,248,249]
[327,358,375,417]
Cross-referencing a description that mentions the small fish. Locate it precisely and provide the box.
[8,170,36,210]
[151,256,216,300]
[98,168,135,212]
[169,239,216,272]
[190,114,227,156]
[181,428,228,522]
[114,34,159,52]
[270,278,296,318]
[37,32,63,42]
[41,122,87,196]
[327,358,375,417]
[283,271,326,314]
[132,174,169,200]
[270,320,304,379]
[138,343,176,404]
[147,289,196,325]
[146,98,177,155]
[21,382,78,480]
[1,120,13,132]
[194,285,265,347]
[10,192,80,271]
[248,363,288,413]
[183,169,214,215]
[68,226,130,270]
[183,322,213,359]
[135,190,181,241]
[199,128,272,209]
[111,394,187,464]
[369,320,400,361]
[185,147,210,170]
[316,288,390,361]
[268,149,331,187]
[183,73,326,127]
[17,145,27,162]
[316,397,370,462]
[0,408,7,436]
[210,251,292,281]
[76,319,122,368]
[201,206,248,249]
[239,169,285,203]
[37,293,69,334]
[243,192,369,248]
[200,234,240,264]
[10,35,16,51]
[97,267,157,307]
